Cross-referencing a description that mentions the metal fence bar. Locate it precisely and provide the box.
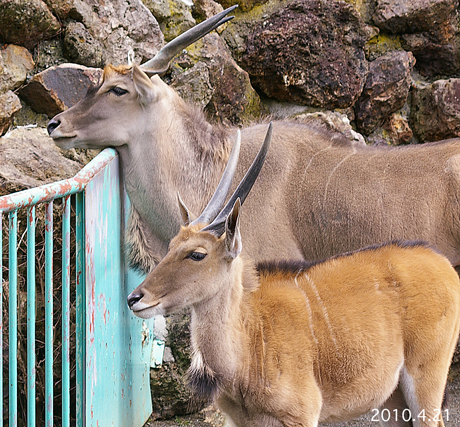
[45,202,54,427]
[27,206,36,427]
[9,210,18,427]
[75,192,85,427]
[0,212,3,427]
[61,196,71,427]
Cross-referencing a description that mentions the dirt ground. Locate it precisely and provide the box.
[144,371,460,426]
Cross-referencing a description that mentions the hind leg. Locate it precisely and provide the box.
[378,385,413,427]
[399,365,448,427]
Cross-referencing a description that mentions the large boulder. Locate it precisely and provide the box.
[354,50,415,135]
[0,0,61,49]
[70,0,164,65]
[373,0,457,34]
[372,0,460,77]
[19,64,103,117]
[170,33,264,125]
[0,127,84,196]
[410,78,460,142]
[400,17,460,77]
[0,45,35,135]
[0,45,35,94]
[63,21,104,68]
[239,0,372,109]
[143,0,196,42]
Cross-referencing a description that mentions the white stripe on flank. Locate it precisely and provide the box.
[304,273,339,352]
[295,270,319,347]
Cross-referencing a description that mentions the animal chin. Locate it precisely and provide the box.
[52,135,78,150]
[132,302,165,319]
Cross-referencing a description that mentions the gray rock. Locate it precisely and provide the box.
[0,127,83,196]
[42,0,74,19]
[240,0,371,109]
[74,0,164,66]
[354,51,415,135]
[170,33,263,125]
[33,39,69,73]
[172,62,215,108]
[411,78,460,142]
[143,0,196,42]
[192,0,224,21]
[19,64,103,117]
[64,21,104,68]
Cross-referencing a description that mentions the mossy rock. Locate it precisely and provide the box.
[0,0,61,50]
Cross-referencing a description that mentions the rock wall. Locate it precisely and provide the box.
[1,0,460,144]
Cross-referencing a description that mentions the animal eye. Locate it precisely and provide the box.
[187,252,207,261]
[109,87,128,96]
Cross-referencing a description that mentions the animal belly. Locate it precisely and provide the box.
[318,357,404,423]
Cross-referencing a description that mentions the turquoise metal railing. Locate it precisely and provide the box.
[0,148,153,426]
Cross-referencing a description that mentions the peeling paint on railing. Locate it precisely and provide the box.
[0,149,117,214]
[0,148,152,426]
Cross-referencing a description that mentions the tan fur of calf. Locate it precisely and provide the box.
[129,225,460,427]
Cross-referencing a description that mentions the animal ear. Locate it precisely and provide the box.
[224,199,242,260]
[132,64,156,104]
[177,192,196,225]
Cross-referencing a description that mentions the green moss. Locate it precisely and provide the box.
[366,34,404,61]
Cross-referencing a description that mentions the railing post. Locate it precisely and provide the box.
[45,202,54,427]
[0,212,3,427]
[75,192,86,427]
[9,211,18,427]
[27,206,36,427]
[62,196,71,427]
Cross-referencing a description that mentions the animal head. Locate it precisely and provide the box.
[127,123,272,318]
[47,6,237,149]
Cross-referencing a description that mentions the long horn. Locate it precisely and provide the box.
[202,122,273,236]
[140,5,238,75]
[191,130,241,226]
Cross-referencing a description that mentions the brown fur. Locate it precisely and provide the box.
[48,64,460,275]
[128,226,460,426]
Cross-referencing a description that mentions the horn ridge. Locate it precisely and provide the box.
[202,122,273,236]
[140,5,238,75]
[191,130,242,226]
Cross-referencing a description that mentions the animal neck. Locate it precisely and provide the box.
[116,97,232,244]
[188,258,257,398]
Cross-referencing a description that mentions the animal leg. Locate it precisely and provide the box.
[399,365,448,427]
[378,385,412,427]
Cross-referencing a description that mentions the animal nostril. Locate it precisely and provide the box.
[127,292,143,309]
[47,119,60,136]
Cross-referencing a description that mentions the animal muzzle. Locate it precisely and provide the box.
[127,291,144,310]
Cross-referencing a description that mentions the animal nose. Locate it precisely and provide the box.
[127,292,144,309]
[47,119,60,136]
